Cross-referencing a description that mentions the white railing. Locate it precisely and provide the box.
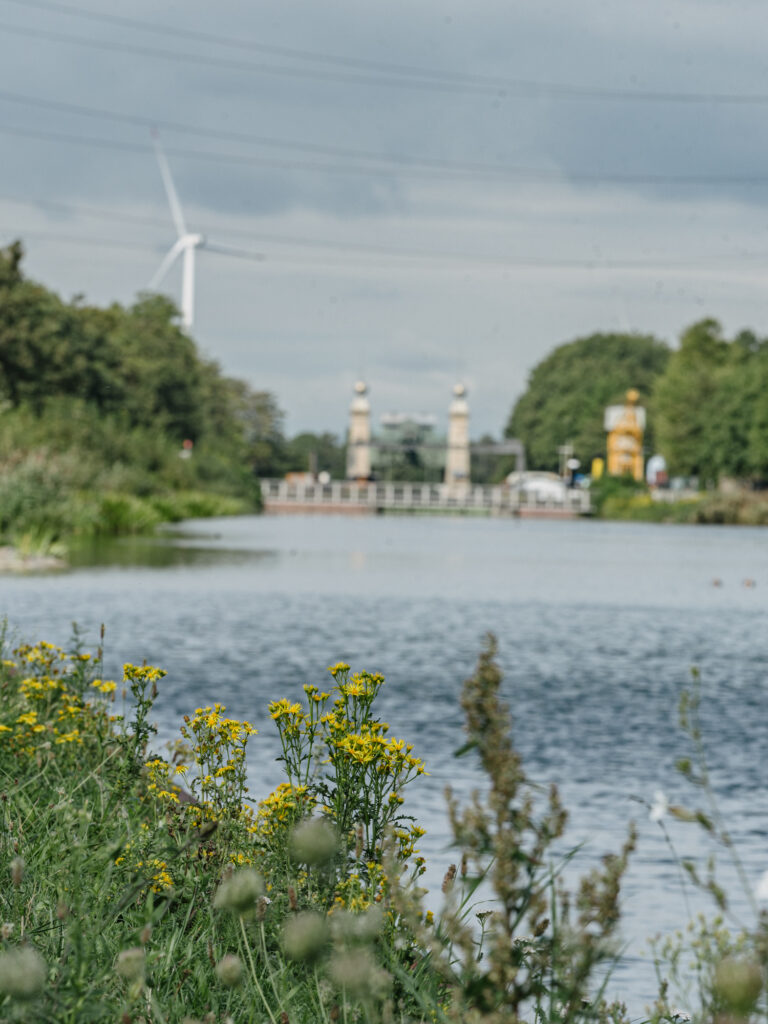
[260,479,592,516]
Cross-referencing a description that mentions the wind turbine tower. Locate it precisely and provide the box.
[149,133,205,332]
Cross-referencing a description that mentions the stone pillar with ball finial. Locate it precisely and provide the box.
[346,381,372,480]
[444,383,470,487]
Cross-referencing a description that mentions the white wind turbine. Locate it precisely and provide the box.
[149,133,204,332]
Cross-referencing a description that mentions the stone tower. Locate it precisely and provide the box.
[346,380,372,480]
[444,383,470,486]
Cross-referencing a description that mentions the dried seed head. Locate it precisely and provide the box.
[282,911,329,964]
[288,885,298,911]
[139,924,152,945]
[441,864,456,893]
[289,819,338,867]
[329,947,391,1001]
[330,906,383,945]
[215,954,243,988]
[10,857,24,888]
[714,957,763,1015]
[115,947,145,982]
[213,869,264,914]
[0,946,47,1000]
[1,923,13,941]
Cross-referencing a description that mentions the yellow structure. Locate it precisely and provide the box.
[604,389,645,482]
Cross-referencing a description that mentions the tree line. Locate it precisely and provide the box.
[0,241,345,496]
[506,320,768,485]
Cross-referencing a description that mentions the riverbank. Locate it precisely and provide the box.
[0,488,255,571]
[0,634,636,1023]
[2,630,763,1023]
[599,489,768,525]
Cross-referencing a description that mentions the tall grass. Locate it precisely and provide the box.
[0,630,648,1023]
[0,399,258,547]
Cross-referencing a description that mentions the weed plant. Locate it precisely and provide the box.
[646,669,768,1024]
[1,631,640,1022]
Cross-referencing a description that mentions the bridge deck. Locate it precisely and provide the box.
[260,479,592,517]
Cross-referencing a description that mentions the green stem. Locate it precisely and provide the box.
[239,914,279,1024]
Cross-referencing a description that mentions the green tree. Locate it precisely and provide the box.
[652,319,761,483]
[506,332,670,471]
[282,432,346,478]
[0,240,287,514]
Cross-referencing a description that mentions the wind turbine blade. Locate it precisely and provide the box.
[149,238,186,289]
[152,130,187,238]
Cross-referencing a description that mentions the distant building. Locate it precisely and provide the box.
[604,389,646,482]
[445,384,470,487]
[345,381,372,479]
[344,382,470,482]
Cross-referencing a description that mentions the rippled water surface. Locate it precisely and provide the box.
[2,515,767,1008]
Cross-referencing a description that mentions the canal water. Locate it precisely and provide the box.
[2,514,767,1010]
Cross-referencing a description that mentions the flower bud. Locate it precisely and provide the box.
[0,947,47,1000]
[289,819,338,867]
[282,911,329,964]
[215,954,243,988]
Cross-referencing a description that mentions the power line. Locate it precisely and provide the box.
[3,207,766,275]
[0,228,159,254]
[4,13,768,104]
[0,0,583,90]
[2,120,768,188]
[0,20,514,96]
[0,88,592,178]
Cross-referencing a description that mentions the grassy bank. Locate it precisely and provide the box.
[0,632,647,1023]
[592,476,768,525]
[4,630,765,1023]
[0,399,259,554]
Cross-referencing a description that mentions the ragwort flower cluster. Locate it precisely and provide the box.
[263,662,427,910]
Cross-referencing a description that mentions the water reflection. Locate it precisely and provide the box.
[67,532,279,570]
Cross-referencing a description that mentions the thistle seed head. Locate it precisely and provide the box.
[10,857,24,888]
[329,947,391,1000]
[215,954,243,988]
[714,957,763,1015]
[0,946,47,1000]
[289,819,338,867]
[213,868,264,914]
[115,946,145,982]
[282,911,329,964]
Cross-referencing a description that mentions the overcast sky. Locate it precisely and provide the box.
[2,0,768,438]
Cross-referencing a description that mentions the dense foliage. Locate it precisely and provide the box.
[651,318,768,484]
[506,332,670,472]
[0,242,345,543]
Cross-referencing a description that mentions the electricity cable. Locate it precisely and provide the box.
[3,13,768,104]
[1,120,767,187]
